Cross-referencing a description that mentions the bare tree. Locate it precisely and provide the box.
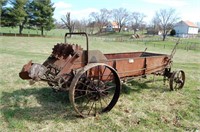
[150,17,162,36]
[112,8,129,32]
[140,23,147,34]
[89,8,110,33]
[154,8,179,41]
[130,12,146,34]
[61,12,75,37]
[74,19,88,32]
[87,20,96,35]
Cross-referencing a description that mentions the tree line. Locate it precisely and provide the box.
[60,8,180,41]
[60,8,147,35]
[1,0,54,36]
[1,0,180,41]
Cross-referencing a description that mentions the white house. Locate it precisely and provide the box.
[103,22,120,32]
[174,20,199,37]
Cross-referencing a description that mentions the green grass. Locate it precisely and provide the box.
[0,36,200,131]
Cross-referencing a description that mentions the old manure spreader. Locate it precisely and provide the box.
[19,32,185,117]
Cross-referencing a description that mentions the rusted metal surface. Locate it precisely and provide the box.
[19,48,171,82]
[19,60,32,79]
[19,32,185,117]
[103,52,171,78]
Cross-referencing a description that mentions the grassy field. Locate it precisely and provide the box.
[0,27,68,37]
[0,35,200,131]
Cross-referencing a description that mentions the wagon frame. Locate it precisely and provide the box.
[19,32,185,117]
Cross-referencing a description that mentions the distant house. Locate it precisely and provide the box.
[174,20,199,37]
[103,22,120,32]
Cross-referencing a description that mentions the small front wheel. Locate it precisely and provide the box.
[69,63,121,117]
[169,70,185,90]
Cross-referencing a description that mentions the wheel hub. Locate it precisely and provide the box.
[89,80,104,101]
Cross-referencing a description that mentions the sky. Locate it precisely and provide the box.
[52,0,200,24]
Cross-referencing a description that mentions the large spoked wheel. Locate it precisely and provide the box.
[69,63,121,117]
[169,70,185,91]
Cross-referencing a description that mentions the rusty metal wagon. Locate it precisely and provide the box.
[19,32,185,117]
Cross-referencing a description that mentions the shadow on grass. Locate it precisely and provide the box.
[121,78,171,94]
[1,78,171,123]
[1,87,78,123]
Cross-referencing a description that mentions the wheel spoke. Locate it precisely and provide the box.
[105,71,113,81]
[101,95,111,106]
[75,92,92,100]
[78,81,94,90]
[75,88,96,93]
[100,66,107,80]
[80,96,93,113]
[180,79,183,84]
[177,71,181,78]
[174,83,178,89]
[99,95,103,111]
[97,66,101,89]
[88,102,95,115]
[102,86,115,92]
